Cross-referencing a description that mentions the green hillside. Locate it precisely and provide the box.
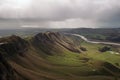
[0,32,120,80]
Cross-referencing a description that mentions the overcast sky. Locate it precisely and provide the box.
[0,0,120,29]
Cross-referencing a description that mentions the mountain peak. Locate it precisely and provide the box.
[33,32,81,54]
[0,35,28,56]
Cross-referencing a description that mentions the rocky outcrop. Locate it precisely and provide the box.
[0,35,28,56]
[99,46,112,52]
[33,32,81,54]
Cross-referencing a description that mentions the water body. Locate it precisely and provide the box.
[65,33,120,46]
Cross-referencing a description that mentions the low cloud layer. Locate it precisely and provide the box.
[0,0,120,29]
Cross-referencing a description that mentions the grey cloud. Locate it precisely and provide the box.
[98,7,120,22]
[0,0,120,28]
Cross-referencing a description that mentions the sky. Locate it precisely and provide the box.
[0,0,120,29]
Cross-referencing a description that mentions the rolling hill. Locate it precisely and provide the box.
[0,32,120,80]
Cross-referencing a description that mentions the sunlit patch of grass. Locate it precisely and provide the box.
[79,41,120,68]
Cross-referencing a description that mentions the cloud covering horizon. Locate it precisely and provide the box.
[0,0,120,29]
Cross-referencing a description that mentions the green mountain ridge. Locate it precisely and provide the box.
[0,32,120,80]
[32,32,82,54]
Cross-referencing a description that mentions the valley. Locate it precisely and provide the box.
[0,0,120,79]
[0,31,120,80]
[65,33,120,46]
[64,28,120,43]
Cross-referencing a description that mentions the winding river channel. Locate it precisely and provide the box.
[65,33,120,46]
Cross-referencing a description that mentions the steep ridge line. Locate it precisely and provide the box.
[0,32,120,80]
[33,32,82,54]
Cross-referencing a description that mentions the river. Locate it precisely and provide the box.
[65,33,120,46]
